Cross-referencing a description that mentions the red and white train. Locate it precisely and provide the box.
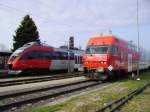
[83,34,150,80]
[7,42,83,74]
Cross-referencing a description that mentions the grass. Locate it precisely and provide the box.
[32,71,150,112]
[120,72,150,112]
[121,87,150,112]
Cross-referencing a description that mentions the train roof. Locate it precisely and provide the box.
[87,34,141,52]
[88,35,124,45]
[23,41,54,48]
[91,33,131,40]
[15,41,54,51]
[14,41,84,56]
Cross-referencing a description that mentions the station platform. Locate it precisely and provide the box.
[0,76,86,93]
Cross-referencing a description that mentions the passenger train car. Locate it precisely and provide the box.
[83,34,150,80]
[7,42,83,74]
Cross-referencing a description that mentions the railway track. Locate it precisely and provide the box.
[0,73,81,87]
[96,82,150,112]
[0,79,102,112]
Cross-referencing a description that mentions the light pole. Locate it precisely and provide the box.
[136,0,140,80]
[67,41,71,74]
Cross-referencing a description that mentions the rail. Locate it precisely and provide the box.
[0,79,101,111]
[96,81,150,112]
[0,73,81,87]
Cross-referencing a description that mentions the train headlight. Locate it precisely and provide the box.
[85,61,88,64]
[103,61,107,64]
[99,61,107,64]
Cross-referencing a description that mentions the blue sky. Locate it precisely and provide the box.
[0,0,150,51]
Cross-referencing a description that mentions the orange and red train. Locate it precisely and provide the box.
[83,34,150,80]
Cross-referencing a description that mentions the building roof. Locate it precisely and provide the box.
[0,50,12,56]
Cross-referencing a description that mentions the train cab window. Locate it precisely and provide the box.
[86,45,109,54]
[9,49,24,61]
[85,45,119,54]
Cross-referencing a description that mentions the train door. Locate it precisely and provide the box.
[128,54,132,72]
[74,55,83,71]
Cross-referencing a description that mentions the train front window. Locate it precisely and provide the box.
[9,49,23,61]
[86,45,110,54]
[86,45,118,54]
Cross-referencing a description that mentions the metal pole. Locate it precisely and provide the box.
[67,41,71,74]
[136,0,140,80]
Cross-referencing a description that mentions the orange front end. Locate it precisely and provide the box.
[83,54,110,68]
[83,35,124,80]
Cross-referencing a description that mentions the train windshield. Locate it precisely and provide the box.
[9,49,24,61]
[86,45,112,54]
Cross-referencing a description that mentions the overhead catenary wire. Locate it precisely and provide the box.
[0,2,54,23]
[0,2,72,28]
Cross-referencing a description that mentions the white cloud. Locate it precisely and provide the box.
[0,43,9,51]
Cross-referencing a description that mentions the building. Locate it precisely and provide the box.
[0,51,12,69]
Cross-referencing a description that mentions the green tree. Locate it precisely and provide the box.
[12,15,40,51]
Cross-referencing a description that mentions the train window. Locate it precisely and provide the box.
[41,51,52,60]
[60,52,68,60]
[86,45,109,54]
[21,50,74,60]
[86,47,91,54]
[20,51,38,60]
[85,45,119,54]
[52,52,60,60]
[21,50,55,60]
[70,52,74,60]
